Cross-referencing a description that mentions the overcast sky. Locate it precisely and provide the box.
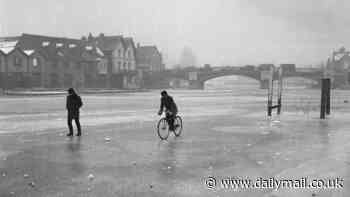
[1,0,350,67]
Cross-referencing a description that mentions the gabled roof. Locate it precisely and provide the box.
[335,53,350,62]
[6,47,29,57]
[17,33,81,50]
[124,37,136,50]
[0,33,105,63]
[0,47,15,55]
[94,35,125,52]
[24,50,35,56]
[35,45,65,62]
[0,38,18,55]
[136,46,161,61]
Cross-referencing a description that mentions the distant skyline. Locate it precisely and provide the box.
[1,0,350,67]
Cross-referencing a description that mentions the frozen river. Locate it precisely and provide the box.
[0,78,350,197]
[0,83,348,134]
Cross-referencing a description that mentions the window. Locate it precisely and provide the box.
[14,57,22,66]
[33,58,38,67]
[128,50,131,58]
[42,41,50,47]
[124,62,127,71]
[118,49,122,57]
[128,62,131,70]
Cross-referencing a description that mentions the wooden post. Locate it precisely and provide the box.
[325,78,331,115]
[320,78,331,119]
[267,68,274,117]
[277,67,283,115]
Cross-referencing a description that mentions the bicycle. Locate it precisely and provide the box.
[157,112,183,140]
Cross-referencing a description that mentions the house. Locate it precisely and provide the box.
[136,44,164,72]
[333,54,350,72]
[80,45,106,88]
[0,33,152,90]
[88,33,140,89]
[0,50,6,89]
[0,33,107,89]
[27,50,46,88]
[4,48,30,89]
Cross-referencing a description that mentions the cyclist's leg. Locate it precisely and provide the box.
[165,112,173,131]
[169,113,175,131]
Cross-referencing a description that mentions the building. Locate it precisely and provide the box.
[325,47,350,87]
[0,33,106,89]
[136,44,164,72]
[87,33,140,89]
[0,33,163,90]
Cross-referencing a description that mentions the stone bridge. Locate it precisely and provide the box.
[143,67,325,89]
[192,69,323,89]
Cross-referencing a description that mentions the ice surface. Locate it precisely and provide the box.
[0,88,350,196]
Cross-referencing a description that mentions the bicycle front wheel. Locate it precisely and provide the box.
[157,118,169,140]
[173,116,183,137]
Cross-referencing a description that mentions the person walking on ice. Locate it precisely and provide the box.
[66,88,83,137]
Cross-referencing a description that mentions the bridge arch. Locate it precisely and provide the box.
[199,70,261,83]
[203,75,261,90]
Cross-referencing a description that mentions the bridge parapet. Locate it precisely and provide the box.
[144,67,326,89]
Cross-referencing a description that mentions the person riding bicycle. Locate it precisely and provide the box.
[158,90,178,131]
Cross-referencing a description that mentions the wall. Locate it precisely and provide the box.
[7,49,28,73]
[0,54,4,88]
[125,46,136,71]
[0,53,5,72]
[112,43,125,73]
[28,53,45,87]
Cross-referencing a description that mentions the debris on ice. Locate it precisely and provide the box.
[28,182,36,187]
[88,174,95,181]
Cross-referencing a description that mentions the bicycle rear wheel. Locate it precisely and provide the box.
[157,118,169,140]
[173,116,183,137]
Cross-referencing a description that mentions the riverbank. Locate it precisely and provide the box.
[1,88,149,96]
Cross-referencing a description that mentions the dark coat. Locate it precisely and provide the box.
[66,94,83,118]
[160,96,178,113]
